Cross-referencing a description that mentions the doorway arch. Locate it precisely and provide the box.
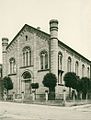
[21,71,32,94]
[22,71,31,79]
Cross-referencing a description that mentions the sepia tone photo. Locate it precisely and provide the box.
[0,0,91,119]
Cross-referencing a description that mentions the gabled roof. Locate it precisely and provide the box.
[6,24,91,63]
[6,24,50,49]
[58,40,91,63]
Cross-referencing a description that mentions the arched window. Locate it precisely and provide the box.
[9,58,16,74]
[58,52,62,70]
[87,67,90,78]
[23,47,31,66]
[40,50,48,70]
[82,64,85,77]
[75,61,79,75]
[67,57,71,72]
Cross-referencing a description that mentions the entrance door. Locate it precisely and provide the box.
[25,80,31,94]
[22,71,32,94]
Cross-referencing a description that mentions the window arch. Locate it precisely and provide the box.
[23,46,31,66]
[75,61,79,75]
[40,50,48,70]
[9,58,16,74]
[67,57,71,72]
[82,64,85,77]
[87,67,90,78]
[58,52,63,70]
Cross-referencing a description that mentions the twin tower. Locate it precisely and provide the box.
[2,19,59,78]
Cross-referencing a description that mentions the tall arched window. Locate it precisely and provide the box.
[58,52,62,70]
[67,57,71,72]
[40,50,48,70]
[9,58,16,74]
[82,64,85,77]
[23,47,31,66]
[75,61,79,75]
[87,67,90,78]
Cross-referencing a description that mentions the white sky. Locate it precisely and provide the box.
[0,0,91,63]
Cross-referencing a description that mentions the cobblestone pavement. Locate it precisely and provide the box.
[0,101,91,120]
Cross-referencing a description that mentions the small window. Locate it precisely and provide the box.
[87,67,90,78]
[82,64,85,77]
[75,61,79,75]
[58,52,62,70]
[67,57,71,72]
[25,35,28,41]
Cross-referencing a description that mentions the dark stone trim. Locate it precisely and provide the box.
[8,73,17,76]
[38,69,49,72]
[50,37,58,40]
[50,27,58,31]
[2,51,7,53]
[20,65,33,69]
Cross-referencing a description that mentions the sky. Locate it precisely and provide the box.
[0,0,91,63]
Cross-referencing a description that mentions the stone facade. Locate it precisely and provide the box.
[2,19,91,99]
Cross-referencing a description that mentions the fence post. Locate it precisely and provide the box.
[45,90,48,102]
[3,92,7,101]
[63,89,66,106]
[86,93,88,103]
[21,91,24,103]
[32,90,35,101]
[12,92,15,102]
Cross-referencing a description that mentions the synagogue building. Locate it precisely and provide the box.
[2,19,91,99]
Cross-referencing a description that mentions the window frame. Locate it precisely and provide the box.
[67,57,71,72]
[40,50,49,70]
[9,58,16,74]
[22,46,31,67]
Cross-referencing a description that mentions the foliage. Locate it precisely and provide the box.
[3,76,13,91]
[64,72,91,99]
[31,83,39,89]
[88,80,91,92]
[42,73,57,91]
[63,72,78,89]
[42,73,57,100]
[78,77,89,93]
[0,78,3,99]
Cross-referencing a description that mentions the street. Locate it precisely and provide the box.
[0,101,91,120]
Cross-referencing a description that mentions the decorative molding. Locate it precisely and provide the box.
[20,65,33,69]
[26,26,50,41]
[38,69,49,72]
[58,44,65,51]
[66,49,73,56]
[8,73,17,76]
[74,54,80,60]
[2,51,7,53]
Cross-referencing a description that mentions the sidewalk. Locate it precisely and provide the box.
[1,98,91,107]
